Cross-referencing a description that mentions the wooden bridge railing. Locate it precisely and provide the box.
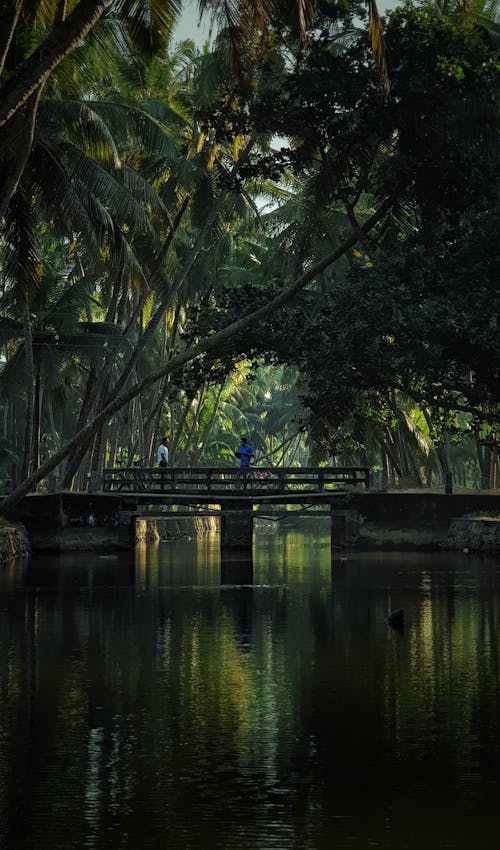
[101,466,370,495]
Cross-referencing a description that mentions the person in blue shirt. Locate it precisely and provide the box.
[235,436,255,467]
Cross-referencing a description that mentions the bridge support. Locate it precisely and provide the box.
[331,508,360,548]
[220,504,253,550]
[221,549,254,584]
[117,511,135,548]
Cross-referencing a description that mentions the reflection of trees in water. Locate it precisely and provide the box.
[311,556,500,796]
[1,549,500,847]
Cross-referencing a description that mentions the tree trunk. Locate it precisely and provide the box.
[32,367,41,479]
[107,419,121,470]
[422,408,451,486]
[192,384,225,465]
[170,395,195,465]
[0,1,23,79]
[182,385,206,462]
[0,87,42,222]
[21,303,35,480]
[61,368,99,488]
[10,400,18,488]
[477,440,493,490]
[380,434,403,480]
[46,394,59,447]
[0,1,110,130]
[90,428,104,473]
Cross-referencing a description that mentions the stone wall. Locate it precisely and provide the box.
[0,522,30,563]
[29,526,127,552]
[447,517,500,553]
[346,493,500,550]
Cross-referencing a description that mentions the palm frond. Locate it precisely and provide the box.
[42,99,122,169]
[116,0,182,58]
[3,189,41,306]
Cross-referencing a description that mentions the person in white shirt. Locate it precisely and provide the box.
[157,437,169,467]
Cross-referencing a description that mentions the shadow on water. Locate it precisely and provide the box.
[1,524,500,849]
[220,549,254,586]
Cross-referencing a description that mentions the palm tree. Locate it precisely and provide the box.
[0,0,182,219]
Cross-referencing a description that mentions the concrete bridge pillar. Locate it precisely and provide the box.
[117,511,135,548]
[331,508,360,548]
[220,504,253,550]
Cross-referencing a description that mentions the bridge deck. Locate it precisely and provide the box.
[102,466,370,497]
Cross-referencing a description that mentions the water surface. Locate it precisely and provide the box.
[1,529,500,849]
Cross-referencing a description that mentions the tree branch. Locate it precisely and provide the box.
[0,0,23,81]
[0,0,110,129]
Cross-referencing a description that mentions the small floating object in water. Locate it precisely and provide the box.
[386,608,404,627]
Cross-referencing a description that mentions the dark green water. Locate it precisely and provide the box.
[1,529,500,849]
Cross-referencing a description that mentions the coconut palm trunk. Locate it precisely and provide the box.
[21,302,35,479]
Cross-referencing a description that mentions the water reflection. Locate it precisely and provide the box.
[1,533,500,849]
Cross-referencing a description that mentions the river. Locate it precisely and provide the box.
[1,525,500,849]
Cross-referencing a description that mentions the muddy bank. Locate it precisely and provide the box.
[0,523,30,563]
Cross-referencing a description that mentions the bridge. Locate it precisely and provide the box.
[5,466,370,552]
[99,466,371,548]
[101,465,371,496]
[10,477,500,554]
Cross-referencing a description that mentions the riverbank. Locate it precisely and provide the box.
[10,491,500,554]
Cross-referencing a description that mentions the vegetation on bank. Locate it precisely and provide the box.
[0,1,499,512]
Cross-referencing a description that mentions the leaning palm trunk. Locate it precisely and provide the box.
[422,408,451,485]
[0,2,23,79]
[191,383,225,465]
[0,1,110,130]
[170,394,196,465]
[32,368,41,476]
[61,368,100,488]
[21,302,35,480]
[182,385,207,462]
[0,194,395,514]
[0,89,42,221]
